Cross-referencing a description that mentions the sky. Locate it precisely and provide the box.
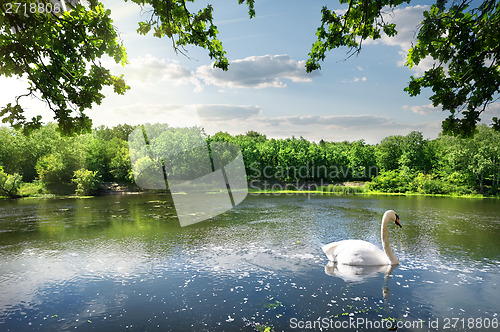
[1,0,499,144]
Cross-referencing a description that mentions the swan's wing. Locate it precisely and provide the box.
[322,240,353,261]
[322,240,390,265]
[322,240,369,261]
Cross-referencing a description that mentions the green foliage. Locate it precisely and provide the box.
[254,323,274,332]
[405,1,500,137]
[369,125,500,195]
[85,136,109,179]
[0,124,137,195]
[32,127,87,193]
[320,184,365,194]
[93,125,135,183]
[73,168,102,195]
[307,0,500,137]
[410,173,446,195]
[209,132,376,182]
[36,152,78,194]
[375,135,404,171]
[367,170,412,193]
[0,0,256,133]
[0,166,22,197]
[129,0,255,70]
[399,131,433,172]
[1,123,499,197]
[438,124,500,193]
[110,145,133,184]
[94,124,136,141]
[18,181,45,197]
[0,0,129,135]
[0,123,63,181]
[307,0,409,71]
[131,0,221,70]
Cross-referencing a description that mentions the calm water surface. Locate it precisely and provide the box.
[0,194,499,331]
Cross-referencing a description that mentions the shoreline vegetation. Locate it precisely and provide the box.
[247,185,488,199]
[1,123,500,200]
[5,182,489,200]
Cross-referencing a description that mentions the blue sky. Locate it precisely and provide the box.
[1,0,499,143]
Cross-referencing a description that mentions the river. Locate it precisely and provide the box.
[0,193,499,331]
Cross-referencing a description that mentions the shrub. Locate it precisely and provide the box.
[0,166,22,198]
[367,170,412,193]
[410,173,445,194]
[36,153,81,194]
[109,145,133,183]
[73,169,102,196]
[18,181,45,197]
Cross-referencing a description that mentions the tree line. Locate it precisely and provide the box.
[0,123,499,198]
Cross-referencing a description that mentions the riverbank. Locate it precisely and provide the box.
[248,189,489,199]
[0,182,150,200]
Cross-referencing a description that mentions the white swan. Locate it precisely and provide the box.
[322,210,402,266]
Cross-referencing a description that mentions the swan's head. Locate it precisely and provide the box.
[384,210,402,228]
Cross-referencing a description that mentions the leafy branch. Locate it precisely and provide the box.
[0,0,129,135]
[306,0,500,137]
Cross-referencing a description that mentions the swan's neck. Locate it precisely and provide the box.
[381,218,399,265]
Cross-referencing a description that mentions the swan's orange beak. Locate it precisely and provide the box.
[395,214,402,228]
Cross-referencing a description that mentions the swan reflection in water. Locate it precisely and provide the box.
[324,261,398,284]
[324,261,398,300]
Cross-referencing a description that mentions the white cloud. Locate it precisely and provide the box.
[103,103,262,128]
[197,54,319,89]
[196,104,261,121]
[106,54,318,92]
[342,76,367,83]
[276,114,393,128]
[107,0,140,21]
[107,103,196,127]
[404,103,441,115]
[484,102,500,115]
[377,5,429,50]
[255,114,439,143]
[107,55,203,91]
[369,5,435,75]
[404,101,500,117]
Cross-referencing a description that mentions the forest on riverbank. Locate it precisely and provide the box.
[0,123,499,198]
